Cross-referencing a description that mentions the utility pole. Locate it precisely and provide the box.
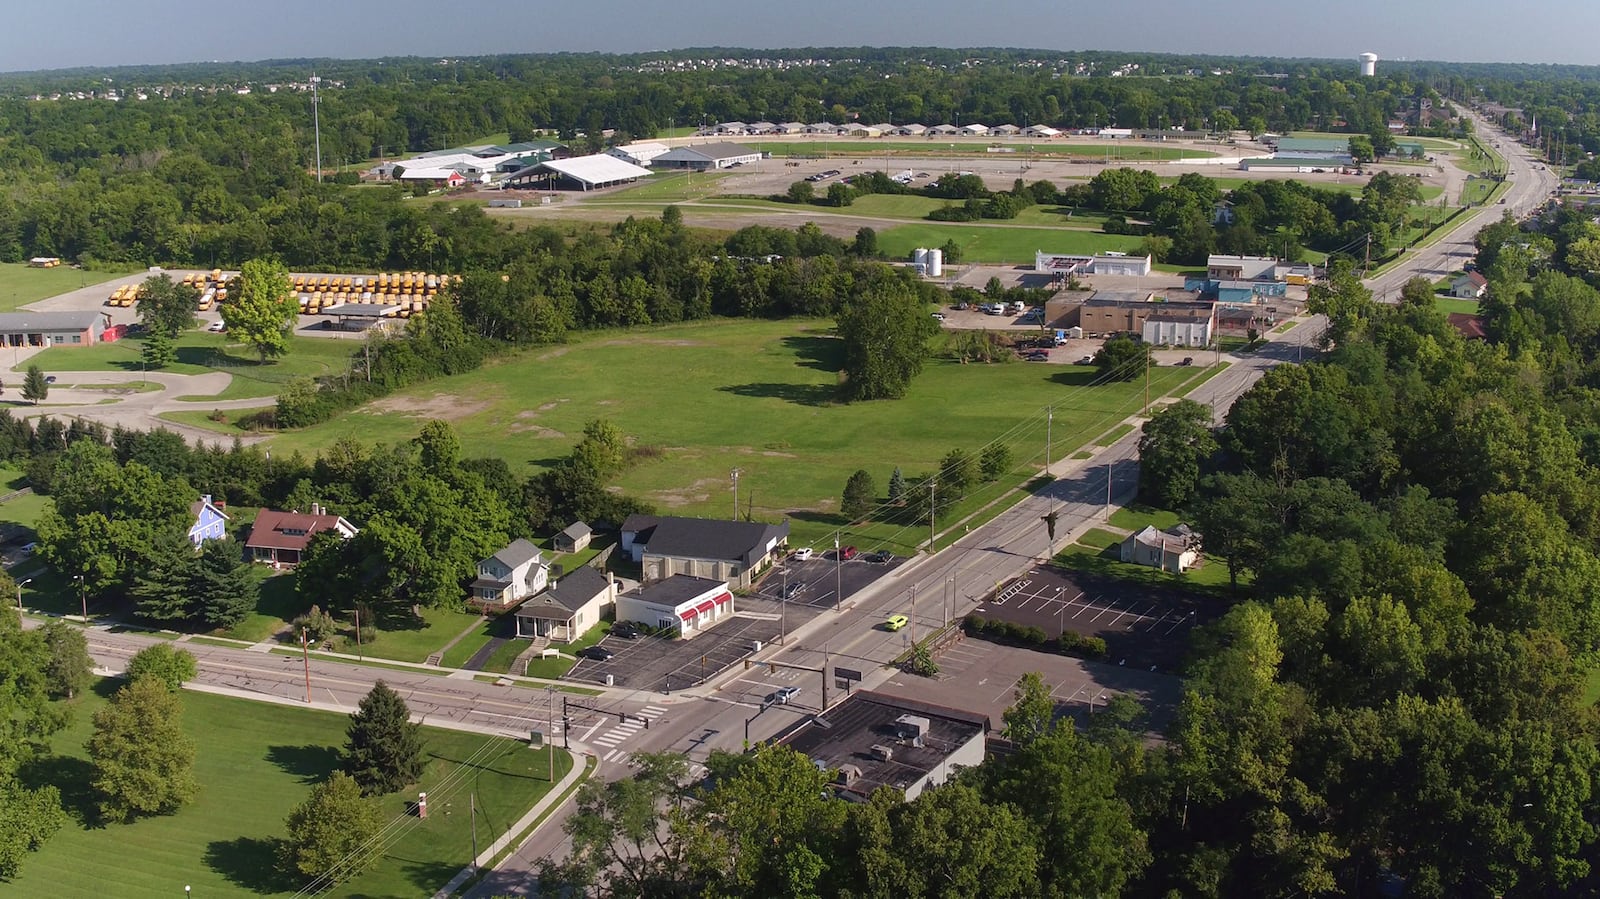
[546,686,556,783]
[780,562,787,645]
[834,537,842,611]
[730,467,743,521]
[1045,405,1053,477]
[311,74,323,184]
[300,627,312,703]
[470,792,478,873]
[928,479,937,550]
[1105,460,1113,519]
[909,584,917,645]
[354,605,363,660]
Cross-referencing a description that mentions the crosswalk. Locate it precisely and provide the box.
[590,704,667,752]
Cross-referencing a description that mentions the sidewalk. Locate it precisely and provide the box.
[436,748,592,899]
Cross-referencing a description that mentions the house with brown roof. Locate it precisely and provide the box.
[244,503,359,567]
[1447,312,1489,341]
[1450,271,1488,299]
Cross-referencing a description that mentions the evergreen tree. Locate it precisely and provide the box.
[140,332,177,369]
[888,467,907,504]
[841,469,876,519]
[87,676,198,823]
[280,771,382,882]
[129,531,202,623]
[191,538,256,629]
[343,681,425,795]
[20,366,46,405]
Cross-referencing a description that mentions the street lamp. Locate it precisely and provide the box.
[72,574,86,623]
[16,576,31,613]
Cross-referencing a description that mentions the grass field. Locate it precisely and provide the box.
[1434,296,1482,315]
[261,318,1200,553]
[0,263,135,312]
[607,172,732,202]
[26,331,362,400]
[877,223,1145,262]
[354,606,485,663]
[12,684,571,899]
[1055,541,1237,596]
[0,464,51,530]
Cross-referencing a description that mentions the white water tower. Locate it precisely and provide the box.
[1358,52,1378,77]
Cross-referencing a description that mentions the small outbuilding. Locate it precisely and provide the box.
[1119,524,1200,573]
[554,521,593,554]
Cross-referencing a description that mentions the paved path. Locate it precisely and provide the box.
[3,368,272,445]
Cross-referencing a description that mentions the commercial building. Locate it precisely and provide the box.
[652,143,763,170]
[1272,137,1354,164]
[774,691,989,802]
[1034,252,1153,277]
[1239,157,1351,173]
[615,574,734,639]
[0,310,110,347]
[1206,254,1280,281]
[621,514,789,589]
[1142,306,1216,347]
[606,142,671,167]
[1119,524,1201,573]
[503,154,652,191]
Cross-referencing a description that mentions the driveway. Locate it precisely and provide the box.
[4,369,270,445]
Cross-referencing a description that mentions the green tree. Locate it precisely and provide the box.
[129,530,202,623]
[936,447,981,502]
[1092,334,1150,382]
[786,180,814,204]
[222,258,297,362]
[0,613,68,878]
[0,775,67,880]
[192,538,257,629]
[888,467,906,505]
[88,675,199,823]
[836,270,937,401]
[842,469,876,519]
[343,681,424,795]
[140,331,177,369]
[280,771,382,882]
[1137,398,1219,509]
[699,745,850,895]
[136,273,201,337]
[853,225,878,258]
[827,181,854,207]
[40,620,93,700]
[124,644,197,691]
[980,444,1013,481]
[20,366,46,405]
[1399,275,1436,308]
[1002,672,1057,746]
[882,782,1040,898]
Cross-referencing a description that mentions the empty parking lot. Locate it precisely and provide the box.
[973,566,1214,672]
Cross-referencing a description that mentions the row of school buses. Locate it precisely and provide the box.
[106,270,461,317]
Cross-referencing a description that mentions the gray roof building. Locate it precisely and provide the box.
[534,566,612,612]
[622,515,788,567]
[491,538,543,571]
[776,691,989,802]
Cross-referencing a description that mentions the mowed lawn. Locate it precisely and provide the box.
[263,318,1199,552]
[25,331,361,401]
[0,262,134,312]
[878,223,1146,262]
[13,684,572,899]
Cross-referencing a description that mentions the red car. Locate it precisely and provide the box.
[839,545,858,561]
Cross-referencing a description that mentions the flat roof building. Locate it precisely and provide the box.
[0,310,110,347]
[774,691,989,802]
[615,574,733,640]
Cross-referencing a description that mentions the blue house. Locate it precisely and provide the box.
[188,495,230,546]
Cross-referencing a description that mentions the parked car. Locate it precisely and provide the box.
[931,312,946,322]
[865,550,894,564]
[782,582,807,599]
[1024,351,1049,361]
[576,645,615,662]
[839,545,858,561]
[611,622,642,640]
[19,542,35,555]
[207,321,226,332]
[43,375,56,384]
[792,547,814,561]
[1077,355,1095,365]
[766,686,801,706]
[1180,357,1194,366]
[884,614,909,632]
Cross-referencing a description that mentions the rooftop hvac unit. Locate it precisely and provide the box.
[870,744,894,762]
[895,714,931,746]
[837,764,862,785]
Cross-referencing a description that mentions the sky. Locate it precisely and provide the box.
[2,0,1595,74]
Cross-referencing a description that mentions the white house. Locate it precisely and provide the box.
[616,574,734,639]
[514,567,617,643]
[1451,271,1488,299]
[469,538,550,611]
[1119,524,1201,573]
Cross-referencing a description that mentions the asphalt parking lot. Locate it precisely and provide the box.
[972,566,1215,673]
[566,594,827,694]
[754,550,907,610]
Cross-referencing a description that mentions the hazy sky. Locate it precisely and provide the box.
[3,0,1595,73]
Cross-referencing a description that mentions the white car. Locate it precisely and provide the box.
[207,321,226,333]
[931,312,946,322]
[792,547,814,561]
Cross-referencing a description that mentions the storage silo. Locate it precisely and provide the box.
[912,247,929,266]
[927,248,943,277]
[1358,53,1378,77]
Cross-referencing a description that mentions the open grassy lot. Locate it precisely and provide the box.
[25,331,361,401]
[877,223,1145,262]
[0,464,51,530]
[0,262,136,312]
[12,684,572,899]
[1109,504,1183,532]
[1434,296,1482,316]
[355,605,485,664]
[263,318,1202,553]
[1055,540,1239,597]
[607,171,731,202]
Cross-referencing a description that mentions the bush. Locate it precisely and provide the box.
[963,615,1106,658]
[125,644,198,691]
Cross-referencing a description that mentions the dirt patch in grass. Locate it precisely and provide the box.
[650,477,723,507]
[369,392,492,421]
[508,409,567,438]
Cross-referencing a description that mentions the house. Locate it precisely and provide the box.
[245,504,358,567]
[652,143,763,171]
[773,691,989,802]
[1450,271,1488,299]
[1447,312,1489,341]
[1119,524,1200,573]
[187,495,229,546]
[469,538,550,612]
[514,567,617,642]
[0,311,110,348]
[616,574,734,639]
[553,521,593,554]
[620,514,788,588]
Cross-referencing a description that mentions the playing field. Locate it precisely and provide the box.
[0,262,134,312]
[260,318,1203,552]
[12,683,571,898]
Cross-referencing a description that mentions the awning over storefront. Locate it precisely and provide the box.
[695,599,716,616]
[679,607,697,622]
